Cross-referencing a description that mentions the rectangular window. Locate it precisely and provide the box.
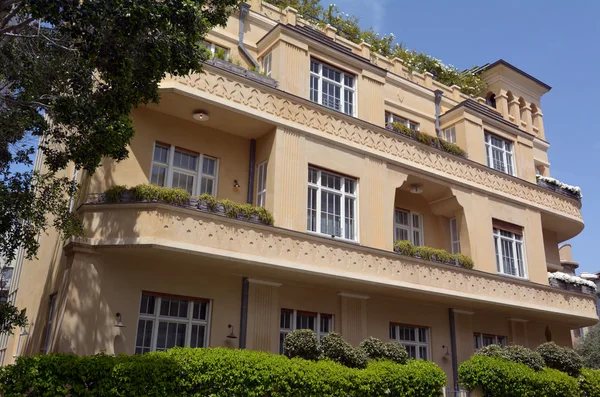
[449,217,460,254]
[394,209,423,246]
[493,220,526,278]
[310,59,356,116]
[443,126,456,143]
[135,293,210,354]
[386,112,420,131]
[473,333,507,349]
[150,142,219,196]
[485,132,515,175]
[256,161,267,207]
[279,309,333,354]
[262,52,272,77]
[389,323,430,360]
[41,294,57,354]
[202,41,229,60]
[307,167,357,241]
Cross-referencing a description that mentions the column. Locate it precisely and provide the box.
[495,91,509,120]
[246,279,281,353]
[508,99,521,126]
[532,110,545,140]
[453,310,475,378]
[522,104,534,134]
[338,293,368,346]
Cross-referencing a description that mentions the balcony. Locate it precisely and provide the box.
[160,64,583,228]
[76,198,597,327]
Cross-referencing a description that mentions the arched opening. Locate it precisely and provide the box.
[530,103,540,135]
[485,92,496,108]
[506,91,515,120]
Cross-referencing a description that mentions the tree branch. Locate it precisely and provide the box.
[0,15,35,35]
[0,1,23,30]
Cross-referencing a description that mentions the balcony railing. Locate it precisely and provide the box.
[204,58,278,88]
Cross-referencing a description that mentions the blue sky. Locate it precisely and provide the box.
[331,0,599,274]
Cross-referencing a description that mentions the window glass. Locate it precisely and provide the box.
[494,227,526,278]
[394,209,423,245]
[390,324,430,360]
[485,132,515,175]
[279,309,333,354]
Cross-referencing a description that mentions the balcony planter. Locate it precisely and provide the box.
[548,278,567,290]
[197,195,274,226]
[386,123,468,158]
[536,175,582,202]
[205,58,278,88]
[566,283,583,293]
[393,240,474,270]
[582,285,597,295]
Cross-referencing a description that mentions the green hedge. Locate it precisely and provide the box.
[459,355,579,397]
[389,123,468,158]
[0,348,446,397]
[580,368,600,397]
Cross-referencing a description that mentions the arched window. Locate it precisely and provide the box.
[485,92,496,108]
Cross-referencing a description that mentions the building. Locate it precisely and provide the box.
[1,0,596,389]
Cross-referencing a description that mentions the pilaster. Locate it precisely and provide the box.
[246,279,281,353]
[338,293,368,346]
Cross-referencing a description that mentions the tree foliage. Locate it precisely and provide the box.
[0,0,238,264]
[576,325,600,370]
[265,0,486,96]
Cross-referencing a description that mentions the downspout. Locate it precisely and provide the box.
[238,3,260,70]
[247,139,256,204]
[239,278,249,348]
[448,308,459,391]
[434,89,443,138]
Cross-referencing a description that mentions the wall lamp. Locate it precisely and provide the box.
[233,180,241,190]
[227,324,238,339]
[442,345,450,357]
[114,313,126,328]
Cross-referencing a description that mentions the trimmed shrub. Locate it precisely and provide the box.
[360,336,388,360]
[387,124,468,158]
[198,194,275,225]
[0,348,447,397]
[475,344,544,371]
[384,342,408,364]
[459,355,579,397]
[283,329,320,360]
[580,368,600,397]
[133,184,190,204]
[359,337,408,365]
[537,341,583,377]
[320,332,368,369]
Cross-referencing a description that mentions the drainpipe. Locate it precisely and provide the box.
[448,308,459,391]
[247,139,256,204]
[239,278,249,349]
[239,3,260,70]
[434,89,443,138]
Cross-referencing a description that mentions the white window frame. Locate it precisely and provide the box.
[443,125,456,143]
[485,132,515,176]
[307,167,358,241]
[41,294,57,354]
[474,333,507,349]
[394,209,423,246]
[386,112,420,131]
[389,323,430,360]
[68,167,79,212]
[449,217,460,254]
[279,309,334,354]
[135,294,211,354]
[494,228,527,278]
[310,59,356,116]
[202,41,229,60]
[256,161,267,207]
[261,52,272,77]
[150,142,219,196]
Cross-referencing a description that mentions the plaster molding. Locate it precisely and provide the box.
[338,292,370,300]
[247,278,282,287]
[162,68,582,220]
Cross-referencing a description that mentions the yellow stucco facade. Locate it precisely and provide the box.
[2,0,594,388]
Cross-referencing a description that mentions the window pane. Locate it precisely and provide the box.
[150,166,167,186]
[135,319,154,354]
[395,210,409,226]
[307,187,317,232]
[202,157,216,176]
[173,150,197,171]
[320,191,341,236]
[199,177,214,196]
[344,197,355,240]
[190,324,206,348]
[405,345,417,359]
[297,314,316,331]
[419,346,428,359]
[154,144,169,163]
[192,301,208,320]
[280,311,293,329]
[395,228,409,241]
[140,295,156,315]
[172,172,194,195]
